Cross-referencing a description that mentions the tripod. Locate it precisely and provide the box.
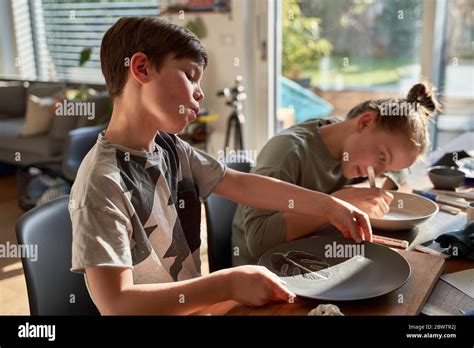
[217,76,247,150]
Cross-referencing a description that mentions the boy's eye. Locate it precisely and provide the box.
[185,72,194,82]
[379,153,386,163]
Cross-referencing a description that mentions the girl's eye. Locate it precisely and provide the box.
[379,153,386,163]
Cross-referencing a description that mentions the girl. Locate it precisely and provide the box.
[232,82,440,266]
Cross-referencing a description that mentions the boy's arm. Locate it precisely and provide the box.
[281,186,394,241]
[85,265,294,315]
[281,212,330,241]
[213,169,371,243]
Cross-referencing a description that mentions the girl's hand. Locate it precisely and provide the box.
[332,187,394,219]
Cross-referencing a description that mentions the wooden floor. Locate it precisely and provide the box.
[0,174,29,315]
[0,173,209,315]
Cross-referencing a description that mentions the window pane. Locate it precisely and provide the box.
[436,0,474,145]
[278,0,424,131]
[443,0,473,98]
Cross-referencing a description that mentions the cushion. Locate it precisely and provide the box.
[0,117,24,137]
[18,95,56,137]
[0,118,54,164]
[49,111,80,141]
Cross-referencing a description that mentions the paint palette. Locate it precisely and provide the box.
[259,235,411,301]
[370,191,439,231]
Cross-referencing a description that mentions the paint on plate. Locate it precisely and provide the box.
[270,250,331,281]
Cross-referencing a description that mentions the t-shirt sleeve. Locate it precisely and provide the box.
[70,206,133,273]
[176,138,226,200]
[237,136,302,259]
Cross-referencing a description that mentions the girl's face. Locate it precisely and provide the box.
[340,113,420,179]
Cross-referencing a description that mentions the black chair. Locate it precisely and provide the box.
[62,123,107,181]
[16,123,107,211]
[16,195,99,315]
[205,158,252,272]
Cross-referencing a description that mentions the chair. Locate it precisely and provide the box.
[205,157,252,272]
[62,123,107,181]
[16,123,107,211]
[15,195,99,315]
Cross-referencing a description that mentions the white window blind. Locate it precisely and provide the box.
[29,0,160,83]
[11,0,37,80]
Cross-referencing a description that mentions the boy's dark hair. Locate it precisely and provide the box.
[346,81,441,154]
[100,16,208,99]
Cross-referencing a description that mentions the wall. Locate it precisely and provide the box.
[164,0,270,157]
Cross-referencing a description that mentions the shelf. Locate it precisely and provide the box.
[160,0,232,19]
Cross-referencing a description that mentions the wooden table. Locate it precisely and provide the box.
[199,133,474,316]
[198,250,446,316]
[405,132,474,315]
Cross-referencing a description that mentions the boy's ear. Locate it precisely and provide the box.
[356,111,377,132]
[129,52,151,84]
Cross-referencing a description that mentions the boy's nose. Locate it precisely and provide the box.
[194,88,204,101]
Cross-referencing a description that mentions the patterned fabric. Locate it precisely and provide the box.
[70,131,225,284]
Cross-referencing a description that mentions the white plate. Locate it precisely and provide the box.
[370,191,439,231]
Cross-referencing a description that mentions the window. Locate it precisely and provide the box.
[277,0,425,131]
[434,0,474,146]
[14,0,161,83]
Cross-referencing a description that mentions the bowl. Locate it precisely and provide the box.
[370,191,439,231]
[428,166,465,190]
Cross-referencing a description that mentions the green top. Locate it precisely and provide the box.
[231,117,408,265]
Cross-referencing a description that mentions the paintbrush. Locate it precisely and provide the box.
[367,166,376,188]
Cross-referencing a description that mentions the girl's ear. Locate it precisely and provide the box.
[356,111,377,132]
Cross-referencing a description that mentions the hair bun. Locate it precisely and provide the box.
[407,81,440,115]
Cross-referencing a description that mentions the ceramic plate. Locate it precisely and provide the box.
[258,236,411,301]
[370,191,438,231]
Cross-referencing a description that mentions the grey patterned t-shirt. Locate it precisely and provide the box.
[70,131,225,284]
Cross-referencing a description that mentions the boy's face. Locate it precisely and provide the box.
[140,54,204,134]
[340,114,420,179]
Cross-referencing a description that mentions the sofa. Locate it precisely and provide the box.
[0,80,110,168]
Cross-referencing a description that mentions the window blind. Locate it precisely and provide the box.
[29,0,160,83]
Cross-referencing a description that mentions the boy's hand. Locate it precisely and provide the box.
[325,196,373,243]
[228,265,296,307]
[332,187,394,219]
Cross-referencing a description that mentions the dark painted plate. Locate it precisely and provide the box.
[258,235,411,301]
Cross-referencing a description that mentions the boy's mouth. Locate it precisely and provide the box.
[191,105,200,115]
[187,108,198,121]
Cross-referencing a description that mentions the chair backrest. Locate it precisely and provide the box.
[15,195,99,315]
[62,123,107,182]
[205,158,251,272]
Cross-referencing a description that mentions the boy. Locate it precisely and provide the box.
[70,16,371,315]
